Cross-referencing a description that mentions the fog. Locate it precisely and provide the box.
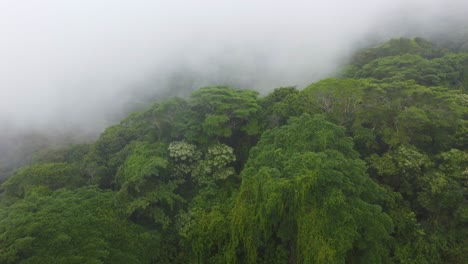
[1,0,468,175]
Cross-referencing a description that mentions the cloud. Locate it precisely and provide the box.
[0,0,467,134]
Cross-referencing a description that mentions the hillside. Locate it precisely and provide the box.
[0,38,466,263]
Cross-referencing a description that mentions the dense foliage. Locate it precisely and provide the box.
[0,38,467,263]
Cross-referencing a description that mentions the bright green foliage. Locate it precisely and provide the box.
[175,143,237,263]
[187,86,261,142]
[116,141,169,190]
[0,187,158,264]
[177,204,232,264]
[116,141,183,229]
[228,115,393,263]
[185,86,261,171]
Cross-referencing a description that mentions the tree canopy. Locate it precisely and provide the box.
[0,37,466,263]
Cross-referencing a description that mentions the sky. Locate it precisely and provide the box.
[0,0,467,135]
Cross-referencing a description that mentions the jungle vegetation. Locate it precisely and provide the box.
[0,38,466,263]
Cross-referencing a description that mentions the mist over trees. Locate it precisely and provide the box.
[2,1,468,184]
[0,37,466,263]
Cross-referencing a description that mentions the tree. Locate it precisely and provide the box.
[300,78,364,127]
[115,141,183,229]
[0,187,158,264]
[352,80,464,154]
[259,86,301,129]
[187,86,261,143]
[417,149,468,263]
[228,115,394,263]
[2,163,83,198]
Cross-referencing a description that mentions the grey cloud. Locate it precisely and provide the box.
[0,0,467,133]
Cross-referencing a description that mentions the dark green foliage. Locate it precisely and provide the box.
[351,37,446,67]
[351,81,465,154]
[122,97,191,142]
[300,78,365,126]
[417,149,468,262]
[259,86,302,128]
[95,125,136,159]
[32,144,90,164]
[351,53,468,89]
[0,187,158,264]
[2,163,83,198]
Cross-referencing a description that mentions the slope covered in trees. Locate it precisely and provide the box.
[0,38,466,263]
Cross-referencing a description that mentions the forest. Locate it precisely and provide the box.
[0,38,466,263]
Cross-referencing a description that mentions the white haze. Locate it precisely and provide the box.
[0,0,467,135]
